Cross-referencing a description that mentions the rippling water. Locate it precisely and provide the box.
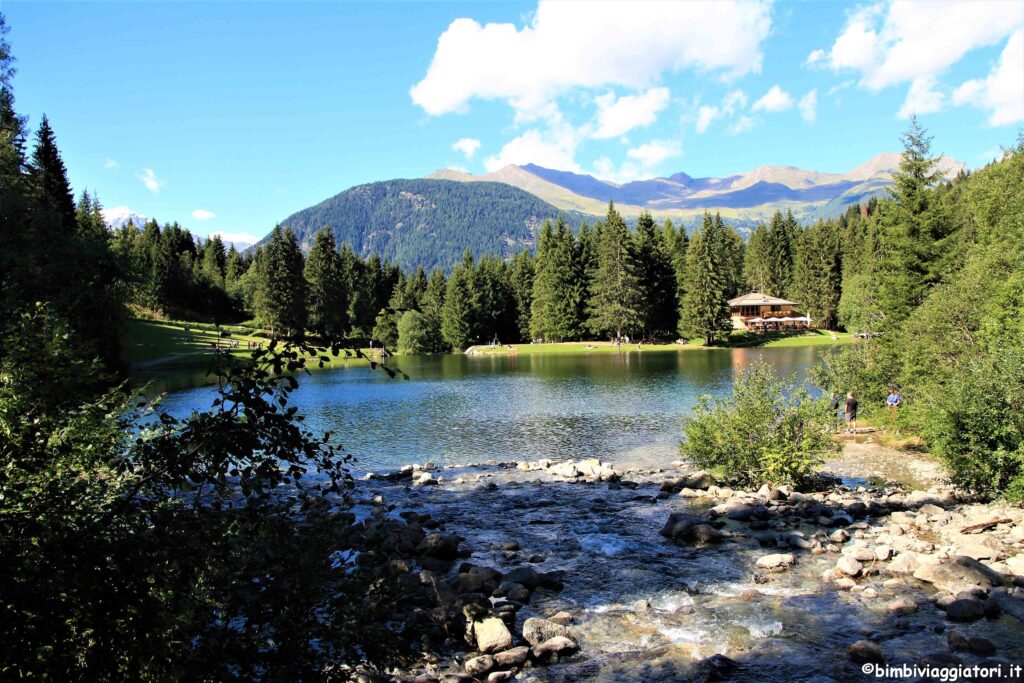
[158,347,822,473]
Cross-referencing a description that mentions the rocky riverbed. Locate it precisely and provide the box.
[346,440,1024,682]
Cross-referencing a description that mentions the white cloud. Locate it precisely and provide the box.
[695,105,719,134]
[805,48,826,67]
[812,1,1024,117]
[104,159,118,170]
[828,80,854,96]
[137,168,164,193]
[627,139,681,167]
[191,209,216,221]
[452,137,482,158]
[211,231,260,247]
[592,87,670,139]
[952,30,1024,126]
[483,126,583,172]
[752,85,794,112]
[799,89,818,122]
[411,0,772,117]
[897,76,945,118]
[727,115,756,135]
[694,89,748,133]
[591,139,681,183]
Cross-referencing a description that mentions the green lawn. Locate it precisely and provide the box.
[122,319,266,368]
[470,330,853,355]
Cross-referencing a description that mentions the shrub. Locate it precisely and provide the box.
[921,347,1024,500]
[680,361,839,488]
[397,310,431,354]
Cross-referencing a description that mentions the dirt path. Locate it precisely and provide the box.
[823,434,946,489]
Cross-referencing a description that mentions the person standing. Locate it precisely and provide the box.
[845,391,859,434]
[829,392,842,432]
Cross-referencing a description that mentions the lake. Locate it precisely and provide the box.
[157,347,825,474]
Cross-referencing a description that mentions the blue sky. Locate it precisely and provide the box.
[5,0,1022,243]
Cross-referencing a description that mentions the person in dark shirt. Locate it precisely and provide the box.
[845,392,859,433]
[829,392,842,432]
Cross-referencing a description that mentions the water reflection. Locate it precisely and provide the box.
[157,347,821,473]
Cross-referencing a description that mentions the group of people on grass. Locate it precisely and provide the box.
[830,386,901,434]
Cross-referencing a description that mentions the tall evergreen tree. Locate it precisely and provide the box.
[28,115,76,235]
[256,226,307,337]
[587,203,643,340]
[790,221,843,329]
[678,212,733,345]
[509,250,535,343]
[530,218,584,341]
[304,227,348,338]
[440,258,477,351]
[421,268,447,352]
[742,222,772,293]
[633,210,677,337]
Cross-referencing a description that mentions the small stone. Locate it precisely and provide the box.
[464,655,495,677]
[968,637,996,656]
[531,635,579,659]
[522,617,574,647]
[474,617,513,653]
[493,646,530,668]
[836,555,864,578]
[756,553,796,571]
[887,597,918,615]
[948,630,971,652]
[829,529,850,543]
[874,545,894,561]
[548,611,574,625]
[847,640,885,664]
[944,598,986,622]
[487,672,514,683]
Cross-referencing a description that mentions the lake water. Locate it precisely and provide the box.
[157,347,824,474]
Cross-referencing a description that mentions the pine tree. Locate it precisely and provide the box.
[256,226,307,337]
[874,116,943,328]
[742,222,772,293]
[440,260,477,351]
[509,250,534,343]
[304,227,348,338]
[28,115,76,235]
[678,212,733,345]
[587,203,643,340]
[663,218,689,321]
[633,210,677,337]
[790,221,842,329]
[530,218,584,341]
[421,268,447,352]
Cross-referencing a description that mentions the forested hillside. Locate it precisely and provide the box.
[271,178,589,272]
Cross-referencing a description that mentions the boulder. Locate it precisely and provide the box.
[473,617,513,653]
[522,617,574,647]
[887,552,922,575]
[417,533,461,559]
[836,556,864,578]
[847,640,885,664]
[886,597,918,615]
[493,646,530,668]
[913,556,1004,595]
[692,524,724,544]
[531,635,579,659]
[487,672,513,683]
[502,566,541,589]
[756,553,796,571]
[682,470,716,489]
[944,598,986,622]
[464,655,495,677]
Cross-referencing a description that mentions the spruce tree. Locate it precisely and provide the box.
[530,219,584,341]
[587,203,643,340]
[633,210,677,337]
[421,268,447,352]
[28,115,76,235]
[257,226,307,337]
[678,212,733,345]
[510,250,534,343]
[304,227,348,338]
[440,261,476,351]
[742,222,772,293]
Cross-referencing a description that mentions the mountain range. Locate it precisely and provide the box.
[263,152,965,272]
[428,152,964,223]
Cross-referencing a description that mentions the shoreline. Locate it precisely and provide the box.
[346,437,1024,681]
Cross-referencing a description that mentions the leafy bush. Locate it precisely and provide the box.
[921,347,1024,500]
[680,361,839,487]
[397,310,431,354]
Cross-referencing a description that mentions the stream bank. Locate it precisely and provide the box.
[345,438,1024,682]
